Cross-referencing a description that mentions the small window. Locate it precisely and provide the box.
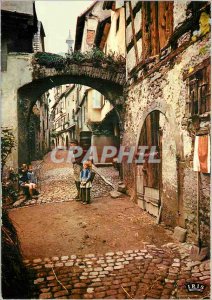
[86,30,95,46]
[92,90,102,109]
[188,64,211,116]
[116,16,120,33]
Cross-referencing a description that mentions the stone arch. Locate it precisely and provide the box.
[17,57,125,165]
[135,102,183,157]
[135,102,184,226]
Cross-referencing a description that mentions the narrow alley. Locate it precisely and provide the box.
[8,151,210,299]
[1,1,211,299]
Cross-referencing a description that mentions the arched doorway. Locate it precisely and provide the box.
[136,110,164,218]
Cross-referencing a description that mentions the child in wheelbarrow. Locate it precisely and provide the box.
[80,160,94,204]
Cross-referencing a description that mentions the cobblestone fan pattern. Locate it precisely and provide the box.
[93,166,120,190]
[22,166,113,207]
[24,243,210,299]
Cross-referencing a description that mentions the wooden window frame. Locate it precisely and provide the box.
[187,62,211,117]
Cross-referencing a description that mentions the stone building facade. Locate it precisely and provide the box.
[51,85,78,148]
[122,1,210,247]
[74,0,126,162]
[28,92,51,161]
[1,0,38,169]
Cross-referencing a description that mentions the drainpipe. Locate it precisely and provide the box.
[176,154,181,223]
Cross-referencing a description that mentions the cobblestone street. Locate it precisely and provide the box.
[23,152,114,207]
[25,244,210,299]
[9,151,210,299]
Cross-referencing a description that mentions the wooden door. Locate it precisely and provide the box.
[136,111,162,217]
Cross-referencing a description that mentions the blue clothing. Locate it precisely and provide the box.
[80,169,91,182]
[19,171,28,185]
[27,171,37,184]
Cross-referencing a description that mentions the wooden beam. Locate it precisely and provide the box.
[126,30,142,53]
[127,34,210,88]
[129,1,139,64]
[150,2,159,56]
[142,1,151,60]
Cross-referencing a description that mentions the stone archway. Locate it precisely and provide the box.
[135,102,185,227]
[136,110,164,218]
[17,53,126,165]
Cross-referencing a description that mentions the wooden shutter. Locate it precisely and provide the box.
[199,64,211,114]
[206,64,211,112]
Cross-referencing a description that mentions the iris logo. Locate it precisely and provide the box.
[185,283,206,293]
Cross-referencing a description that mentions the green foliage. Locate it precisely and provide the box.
[199,45,210,55]
[50,130,59,138]
[91,123,113,136]
[1,127,16,170]
[34,48,126,72]
[34,52,66,71]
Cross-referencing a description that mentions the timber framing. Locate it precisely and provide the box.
[164,1,210,50]
[126,1,142,26]
[129,1,139,64]
[127,33,210,89]
[126,30,142,53]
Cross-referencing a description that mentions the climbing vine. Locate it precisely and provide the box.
[1,127,16,173]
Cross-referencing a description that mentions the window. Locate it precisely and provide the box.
[188,63,211,116]
[92,90,102,109]
[116,15,120,33]
[142,2,173,59]
[86,30,95,46]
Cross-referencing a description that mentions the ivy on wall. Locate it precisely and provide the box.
[1,127,16,173]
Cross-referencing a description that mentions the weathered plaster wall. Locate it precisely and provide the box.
[104,7,126,57]
[101,100,113,121]
[87,90,100,123]
[123,33,210,242]
[173,1,190,29]
[1,53,33,169]
[81,1,110,53]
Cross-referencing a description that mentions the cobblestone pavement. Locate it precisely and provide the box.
[22,152,114,207]
[25,243,210,299]
[17,152,210,299]
[93,166,120,190]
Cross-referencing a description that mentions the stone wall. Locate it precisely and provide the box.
[184,169,210,248]
[123,19,210,244]
[1,53,33,170]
